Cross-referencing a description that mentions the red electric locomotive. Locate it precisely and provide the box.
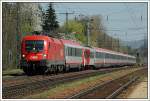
[20,35,65,75]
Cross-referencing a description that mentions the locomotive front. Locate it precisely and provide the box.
[20,35,49,75]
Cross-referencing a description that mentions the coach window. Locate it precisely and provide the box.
[73,48,75,56]
[107,54,109,58]
[99,52,101,58]
[106,53,108,59]
[75,48,78,57]
[109,54,111,59]
[68,47,70,56]
[100,52,102,58]
[72,48,74,56]
[67,47,68,56]
[75,48,77,56]
[112,54,114,59]
[116,55,117,59]
[74,48,76,56]
[77,49,79,57]
[96,52,98,58]
[76,48,78,56]
[113,55,114,59]
[104,53,106,58]
[97,52,99,58]
[79,49,81,56]
[108,54,110,59]
[66,47,68,56]
[110,54,112,59]
[74,48,75,56]
[112,55,114,59]
[117,55,119,59]
[67,47,69,56]
[71,47,73,56]
[70,47,72,56]
[105,53,108,59]
[111,54,113,59]
[70,48,72,56]
[78,49,80,57]
[102,53,104,58]
[76,49,78,57]
[98,52,100,58]
[103,53,105,58]
[69,47,71,56]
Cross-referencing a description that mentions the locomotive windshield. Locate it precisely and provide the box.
[25,40,44,52]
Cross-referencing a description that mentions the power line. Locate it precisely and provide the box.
[124,3,139,28]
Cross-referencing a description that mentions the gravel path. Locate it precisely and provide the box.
[127,77,148,98]
[117,74,148,99]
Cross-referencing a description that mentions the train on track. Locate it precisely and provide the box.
[20,35,136,75]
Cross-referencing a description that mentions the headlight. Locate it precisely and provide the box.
[43,54,47,59]
[22,54,25,58]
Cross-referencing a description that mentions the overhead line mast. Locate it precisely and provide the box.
[57,11,74,34]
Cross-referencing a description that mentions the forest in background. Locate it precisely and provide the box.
[2,3,146,70]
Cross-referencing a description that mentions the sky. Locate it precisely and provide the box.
[41,2,148,42]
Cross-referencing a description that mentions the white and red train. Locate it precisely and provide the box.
[20,35,136,75]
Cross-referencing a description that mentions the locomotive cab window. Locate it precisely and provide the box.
[25,40,44,52]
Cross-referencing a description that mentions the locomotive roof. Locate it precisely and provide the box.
[22,35,50,40]
[22,35,63,44]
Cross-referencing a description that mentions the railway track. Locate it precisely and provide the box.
[3,66,131,99]
[3,67,127,88]
[67,68,146,99]
[106,76,139,98]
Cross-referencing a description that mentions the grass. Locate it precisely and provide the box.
[2,68,23,76]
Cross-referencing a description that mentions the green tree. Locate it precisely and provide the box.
[42,3,59,35]
[60,20,86,44]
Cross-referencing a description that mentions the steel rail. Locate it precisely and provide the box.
[106,76,139,98]
[68,79,113,99]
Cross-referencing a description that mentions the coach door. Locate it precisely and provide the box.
[84,49,90,65]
